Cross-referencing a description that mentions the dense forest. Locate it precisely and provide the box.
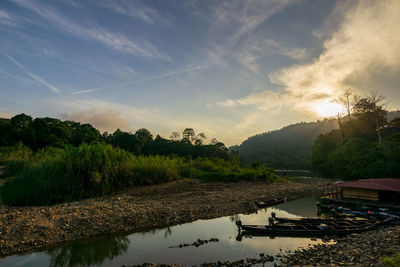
[312,95,400,179]
[0,113,229,160]
[0,114,278,206]
[230,119,339,170]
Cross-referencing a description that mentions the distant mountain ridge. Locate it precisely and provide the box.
[230,119,339,170]
[231,111,400,170]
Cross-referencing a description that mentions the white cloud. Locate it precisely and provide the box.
[269,0,400,108]
[10,0,170,60]
[218,0,400,115]
[2,53,61,93]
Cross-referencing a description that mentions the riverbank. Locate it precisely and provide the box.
[0,178,325,257]
[281,224,400,266]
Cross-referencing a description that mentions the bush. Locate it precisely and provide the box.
[1,144,183,206]
[0,143,33,177]
[384,252,400,267]
[0,144,279,206]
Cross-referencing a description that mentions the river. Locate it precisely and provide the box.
[1,196,326,267]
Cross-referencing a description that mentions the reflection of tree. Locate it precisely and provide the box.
[47,236,129,267]
[164,227,172,238]
[229,214,241,222]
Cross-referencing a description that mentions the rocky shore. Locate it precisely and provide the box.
[281,224,400,266]
[0,178,325,257]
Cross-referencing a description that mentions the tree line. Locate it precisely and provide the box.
[312,90,400,179]
[0,114,229,160]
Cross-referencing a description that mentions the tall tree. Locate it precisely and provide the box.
[169,132,180,141]
[193,133,206,146]
[182,128,195,143]
[353,91,387,144]
[368,90,387,145]
[338,88,354,120]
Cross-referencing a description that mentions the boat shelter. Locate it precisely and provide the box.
[336,178,400,202]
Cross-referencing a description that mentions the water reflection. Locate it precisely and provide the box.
[2,197,324,267]
[229,214,241,222]
[47,236,129,267]
[164,227,172,238]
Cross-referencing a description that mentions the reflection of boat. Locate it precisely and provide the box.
[235,216,397,237]
[255,197,285,208]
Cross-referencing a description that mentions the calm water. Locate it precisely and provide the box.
[1,197,325,267]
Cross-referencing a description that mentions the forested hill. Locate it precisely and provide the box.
[231,110,400,170]
[230,119,339,170]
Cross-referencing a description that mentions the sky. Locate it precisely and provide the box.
[0,0,400,146]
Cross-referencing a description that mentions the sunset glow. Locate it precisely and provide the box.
[0,0,399,145]
[314,101,345,118]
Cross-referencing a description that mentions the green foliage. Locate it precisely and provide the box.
[384,252,400,267]
[0,143,33,177]
[0,143,277,206]
[0,113,230,160]
[311,97,400,179]
[186,157,279,182]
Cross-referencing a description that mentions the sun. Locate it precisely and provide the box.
[314,101,345,117]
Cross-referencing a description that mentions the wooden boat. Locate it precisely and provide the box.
[255,197,285,208]
[273,217,373,227]
[316,202,400,218]
[235,216,396,237]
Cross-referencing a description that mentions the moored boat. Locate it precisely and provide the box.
[255,197,285,208]
[235,215,397,237]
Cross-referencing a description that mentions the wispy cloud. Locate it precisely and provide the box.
[10,0,171,60]
[237,38,307,73]
[202,0,292,66]
[95,0,168,25]
[2,53,61,93]
[0,9,16,26]
[0,68,38,85]
[118,65,208,86]
[71,88,101,95]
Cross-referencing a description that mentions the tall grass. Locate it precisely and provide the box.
[0,143,32,177]
[384,253,400,267]
[0,143,278,206]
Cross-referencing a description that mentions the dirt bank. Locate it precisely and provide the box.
[0,178,326,257]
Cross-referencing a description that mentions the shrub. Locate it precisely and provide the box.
[0,143,279,206]
[384,252,400,267]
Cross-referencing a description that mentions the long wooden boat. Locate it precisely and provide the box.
[255,197,285,208]
[317,203,400,217]
[235,216,396,236]
[273,217,373,227]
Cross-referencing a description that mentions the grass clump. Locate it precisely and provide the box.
[0,143,279,206]
[188,158,280,182]
[384,253,400,267]
[0,143,32,177]
[0,143,181,206]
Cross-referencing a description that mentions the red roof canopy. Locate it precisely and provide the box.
[336,178,400,192]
